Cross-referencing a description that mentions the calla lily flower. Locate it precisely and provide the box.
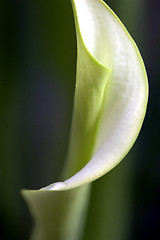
[22,0,148,239]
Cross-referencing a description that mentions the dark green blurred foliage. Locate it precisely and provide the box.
[0,1,76,239]
[0,0,159,240]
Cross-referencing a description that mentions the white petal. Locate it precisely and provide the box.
[43,0,148,191]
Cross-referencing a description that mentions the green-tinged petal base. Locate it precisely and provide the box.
[22,184,91,240]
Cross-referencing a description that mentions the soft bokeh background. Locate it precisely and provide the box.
[0,0,159,239]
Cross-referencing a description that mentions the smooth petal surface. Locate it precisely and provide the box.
[23,0,148,239]
[43,0,148,191]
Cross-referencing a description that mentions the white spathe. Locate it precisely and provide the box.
[42,0,148,191]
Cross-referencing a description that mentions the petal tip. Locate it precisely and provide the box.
[41,181,67,191]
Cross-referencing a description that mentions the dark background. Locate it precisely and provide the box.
[0,0,159,239]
